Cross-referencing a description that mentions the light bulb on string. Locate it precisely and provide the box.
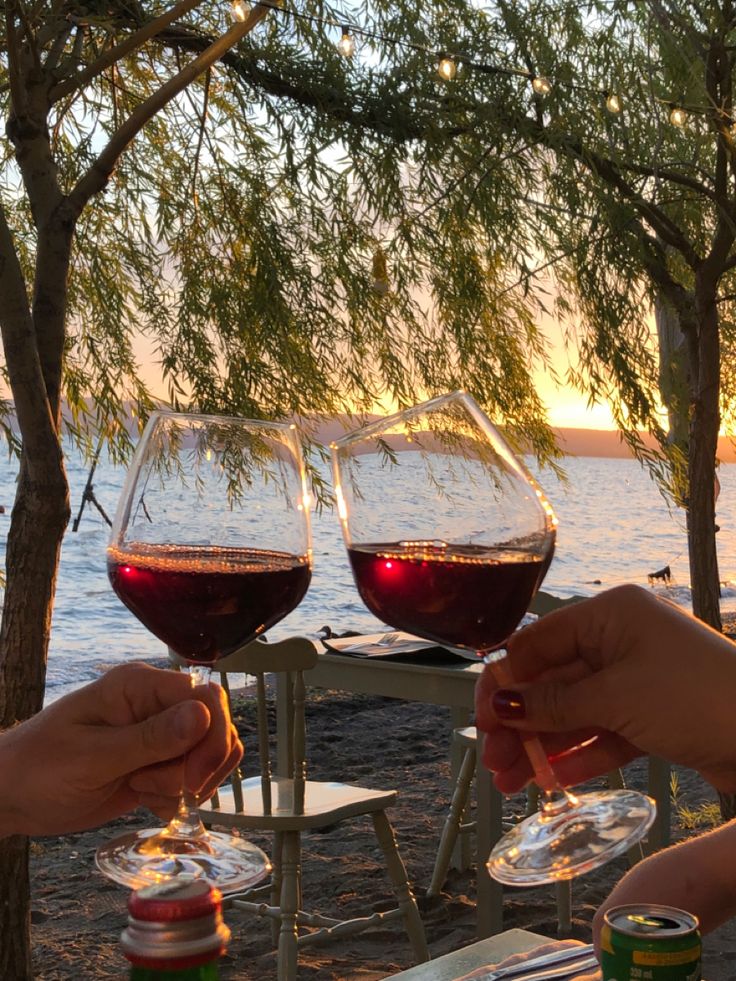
[669,104,687,127]
[337,26,355,57]
[230,0,249,22]
[372,246,390,295]
[531,75,552,96]
[438,55,457,81]
[605,92,622,114]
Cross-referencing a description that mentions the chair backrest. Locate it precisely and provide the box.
[169,637,319,816]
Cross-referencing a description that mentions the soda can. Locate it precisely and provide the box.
[600,904,701,981]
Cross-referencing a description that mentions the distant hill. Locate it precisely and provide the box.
[554,427,736,462]
[2,405,735,462]
[311,416,736,462]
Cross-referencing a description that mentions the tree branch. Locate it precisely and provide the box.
[6,0,29,117]
[154,27,453,142]
[14,0,41,71]
[538,127,704,268]
[49,0,209,102]
[0,205,61,469]
[67,3,272,213]
[43,20,74,73]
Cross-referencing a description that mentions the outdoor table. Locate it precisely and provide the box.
[384,927,549,980]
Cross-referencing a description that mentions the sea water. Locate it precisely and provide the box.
[1,445,735,702]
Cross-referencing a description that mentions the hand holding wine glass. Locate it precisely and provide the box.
[331,391,655,886]
[97,410,311,891]
[477,584,736,795]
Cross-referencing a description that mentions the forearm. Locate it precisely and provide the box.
[596,819,736,937]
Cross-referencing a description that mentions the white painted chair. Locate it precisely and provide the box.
[180,636,429,981]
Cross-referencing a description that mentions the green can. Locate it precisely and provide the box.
[600,904,701,981]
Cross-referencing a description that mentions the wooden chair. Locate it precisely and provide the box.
[177,636,429,981]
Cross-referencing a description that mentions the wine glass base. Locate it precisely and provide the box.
[487,788,656,886]
[95,826,271,894]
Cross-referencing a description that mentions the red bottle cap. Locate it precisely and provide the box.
[128,879,222,922]
[122,879,230,970]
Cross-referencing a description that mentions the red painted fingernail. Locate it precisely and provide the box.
[492,689,526,720]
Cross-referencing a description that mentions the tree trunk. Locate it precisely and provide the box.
[0,837,31,976]
[0,442,69,980]
[654,292,689,505]
[687,276,722,631]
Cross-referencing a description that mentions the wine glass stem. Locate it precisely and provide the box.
[162,664,212,840]
[485,651,576,815]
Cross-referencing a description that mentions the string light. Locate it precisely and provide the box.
[230,0,249,21]
[669,104,687,127]
[372,246,390,295]
[247,0,708,132]
[438,55,457,81]
[337,25,355,57]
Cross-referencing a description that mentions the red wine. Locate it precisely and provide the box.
[108,544,311,664]
[347,541,550,653]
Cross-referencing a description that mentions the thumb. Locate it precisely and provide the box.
[106,700,211,777]
[492,675,610,733]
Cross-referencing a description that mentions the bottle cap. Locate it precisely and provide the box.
[128,879,222,922]
[122,878,230,970]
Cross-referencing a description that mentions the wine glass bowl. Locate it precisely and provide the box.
[331,391,655,886]
[96,410,312,891]
[331,391,555,657]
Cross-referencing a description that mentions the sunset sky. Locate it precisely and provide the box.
[132,310,619,431]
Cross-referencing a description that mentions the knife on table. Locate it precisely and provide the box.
[480,944,598,981]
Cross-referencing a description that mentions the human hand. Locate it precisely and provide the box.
[475,584,736,793]
[0,662,242,836]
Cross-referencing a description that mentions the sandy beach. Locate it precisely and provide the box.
[29,676,736,980]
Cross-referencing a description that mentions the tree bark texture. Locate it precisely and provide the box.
[0,450,69,980]
[0,837,31,978]
[687,276,722,631]
[0,222,71,979]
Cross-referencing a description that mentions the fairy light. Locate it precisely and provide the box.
[669,104,687,127]
[230,0,249,22]
[438,55,457,81]
[227,1,719,138]
[337,26,355,57]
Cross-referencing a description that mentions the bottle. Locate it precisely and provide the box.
[121,879,230,980]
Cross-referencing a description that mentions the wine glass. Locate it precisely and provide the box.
[331,391,655,885]
[96,410,312,891]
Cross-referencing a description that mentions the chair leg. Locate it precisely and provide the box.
[607,769,645,866]
[277,831,301,981]
[271,831,284,946]
[428,744,476,896]
[371,810,430,964]
[555,881,572,936]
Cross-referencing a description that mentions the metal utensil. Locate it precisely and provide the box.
[481,944,597,981]
[376,631,400,646]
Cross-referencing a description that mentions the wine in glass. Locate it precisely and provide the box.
[96,410,312,891]
[331,391,655,885]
